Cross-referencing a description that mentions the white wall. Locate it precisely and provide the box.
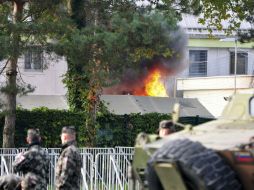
[183,90,230,117]
[177,76,254,117]
[0,55,67,96]
[182,89,254,117]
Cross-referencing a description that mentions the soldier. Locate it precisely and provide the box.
[55,126,82,190]
[13,129,49,190]
[158,120,175,138]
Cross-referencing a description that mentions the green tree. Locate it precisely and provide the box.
[197,0,254,34]
[58,0,202,146]
[62,0,253,147]
[145,0,202,15]
[195,0,254,40]
[145,0,253,40]
[137,0,248,47]
[0,0,71,147]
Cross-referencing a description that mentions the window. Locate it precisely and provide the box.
[230,52,248,75]
[189,50,207,77]
[24,47,43,71]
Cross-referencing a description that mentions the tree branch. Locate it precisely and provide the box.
[0,58,10,75]
[22,13,32,22]
[15,0,28,3]
[0,0,28,4]
[17,64,26,84]
[0,0,9,3]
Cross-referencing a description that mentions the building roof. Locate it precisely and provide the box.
[100,95,214,118]
[0,94,213,118]
[16,95,68,110]
[17,95,68,110]
[179,14,252,37]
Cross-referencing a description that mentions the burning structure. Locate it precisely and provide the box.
[103,29,187,97]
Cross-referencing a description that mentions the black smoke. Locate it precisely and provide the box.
[103,28,187,96]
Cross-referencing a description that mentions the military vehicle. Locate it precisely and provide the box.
[130,93,254,190]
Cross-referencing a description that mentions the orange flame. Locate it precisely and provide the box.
[145,70,167,97]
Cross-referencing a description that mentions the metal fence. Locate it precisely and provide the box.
[0,147,140,190]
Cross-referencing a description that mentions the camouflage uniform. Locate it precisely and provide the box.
[0,174,21,190]
[55,140,82,190]
[13,143,49,190]
[21,172,39,190]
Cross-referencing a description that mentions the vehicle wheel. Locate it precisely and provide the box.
[146,139,242,190]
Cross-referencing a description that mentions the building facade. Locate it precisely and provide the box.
[178,14,254,78]
[0,52,67,109]
[0,52,67,96]
[176,14,254,117]
[1,14,253,116]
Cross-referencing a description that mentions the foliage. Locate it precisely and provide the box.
[198,0,254,40]
[61,0,204,110]
[58,1,190,146]
[59,9,180,110]
[0,1,71,61]
[2,0,245,147]
[145,0,254,40]
[59,1,254,145]
[0,108,85,147]
[0,108,212,147]
[96,112,170,147]
[0,0,74,147]
[145,0,202,16]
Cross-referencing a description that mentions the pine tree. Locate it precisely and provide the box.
[0,0,71,147]
[59,0,200,146]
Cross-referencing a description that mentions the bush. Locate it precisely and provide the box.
[95,113,170,147]
[0,108,85,147]
[0,108,212,147]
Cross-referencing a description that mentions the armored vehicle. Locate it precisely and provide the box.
[130,93,254,190]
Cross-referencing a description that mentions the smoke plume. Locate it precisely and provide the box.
[103,28,187,96]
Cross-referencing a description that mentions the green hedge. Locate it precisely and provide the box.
[0,108,213,147]
[0,108,85,148]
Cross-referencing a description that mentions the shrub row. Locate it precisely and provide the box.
[0,108,212,147]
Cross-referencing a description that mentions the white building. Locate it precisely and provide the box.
[1,14,254,116]
[0,52,68,109]
[176,14,254,117]
[178,14,254,77]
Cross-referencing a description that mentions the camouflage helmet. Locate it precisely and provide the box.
[61,126,76,135]
[158,120,175,131]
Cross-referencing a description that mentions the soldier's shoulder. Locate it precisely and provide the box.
[68,144,79,152]
[28,145,43,153]
[63,145,80,156]
[31,146,48,154]
[23,149,36,158]
[0,174,21,190]
[39,147,48,155]
[25,146,49,161]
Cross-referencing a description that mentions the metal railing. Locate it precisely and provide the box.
[0,147,140,190]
